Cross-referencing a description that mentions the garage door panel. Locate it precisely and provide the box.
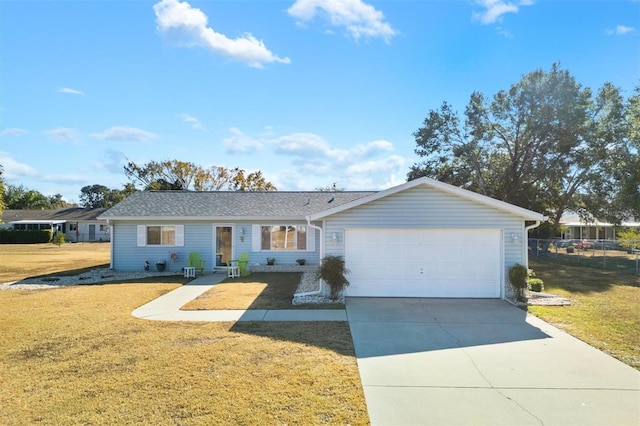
[345,229,502,298]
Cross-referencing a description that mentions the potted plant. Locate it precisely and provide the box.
[156,260,166,272]
[566,245,575,253]
[266,257,275,266]
[315,255,350,300]
[296,258,306,266]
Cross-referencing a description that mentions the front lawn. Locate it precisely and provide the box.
[0,283,368,425]
[0,242,111,283]
[182,272,344,310]
[528,258,640,370]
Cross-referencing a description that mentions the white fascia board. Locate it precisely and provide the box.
[308,176,546,221]
[99,216,308,222]
[9,220,67,224]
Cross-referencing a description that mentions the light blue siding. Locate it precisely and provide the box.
[111,220,321,271]
[322,185,529,298]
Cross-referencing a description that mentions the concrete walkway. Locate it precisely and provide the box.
[131,273,347,322]
[347,297,640,426]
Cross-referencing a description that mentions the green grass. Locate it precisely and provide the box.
[182,272,345,310]
[528,257,640,370]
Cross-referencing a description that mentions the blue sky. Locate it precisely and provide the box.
[1,0,639,204]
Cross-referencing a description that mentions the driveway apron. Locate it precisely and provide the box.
[346,298,640,426]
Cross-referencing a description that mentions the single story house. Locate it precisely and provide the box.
[1,208,111,242]
[99,177,544,299]
[559,215,640,241]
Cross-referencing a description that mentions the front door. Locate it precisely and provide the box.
[89,224,96,241]
[215,225,234,267]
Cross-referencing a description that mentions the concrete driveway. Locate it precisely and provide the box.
[346,298,640,426]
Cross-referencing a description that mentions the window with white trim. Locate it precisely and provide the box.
[261,225,307,251]
[137,225,184,247]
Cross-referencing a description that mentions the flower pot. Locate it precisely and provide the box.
[156,263,166,272]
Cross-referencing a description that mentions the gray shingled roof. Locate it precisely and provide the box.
[98,191,376,219]
[1,208,109,223]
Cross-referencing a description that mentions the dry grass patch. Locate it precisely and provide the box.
[0,242,110,283]
[183,272,344,310]
[0,283,367,425]
[528,258,640,370]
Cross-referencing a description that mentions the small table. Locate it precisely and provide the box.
[227,261,240,278]
[184,267,196,278]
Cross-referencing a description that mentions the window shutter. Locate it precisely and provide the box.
[176,225,184,246]
[137,225,146,247]
[306,226,316,252]
[252,225,261,252]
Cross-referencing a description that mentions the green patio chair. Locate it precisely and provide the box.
[188,252,207,274]
[237,252,250,276]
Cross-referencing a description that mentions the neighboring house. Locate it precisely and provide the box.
[0,208,111,242]
[559,215,640,241]
[99,177,544,299]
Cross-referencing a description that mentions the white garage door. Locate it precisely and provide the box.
[344,229,502,298]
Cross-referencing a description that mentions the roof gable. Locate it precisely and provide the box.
[308,177,545,221]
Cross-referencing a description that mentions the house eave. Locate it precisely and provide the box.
[97,215,313,222]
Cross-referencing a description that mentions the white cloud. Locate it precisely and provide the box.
[217,127,407,190]
[350,140,393,158]
[58,87,85,95]
[91,126,158,142]
[272,132,338,157]
[288,0,396,42]
[92,150,129,174]
[268,131,408,189]
[223,127,264,153]
[44,127,78,142]
[472,0,533,25]
[153,0,290,68]
[180,113,206,131]
[0,128,29,137]
[345,154,405,175]
[0,151,39,179]
[606,25,636,35]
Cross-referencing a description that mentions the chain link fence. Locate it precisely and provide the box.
[528,238,640,275]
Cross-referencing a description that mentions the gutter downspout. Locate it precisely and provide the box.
[525,221,541,270]
[297,216,324,297]
[106,219,114,270]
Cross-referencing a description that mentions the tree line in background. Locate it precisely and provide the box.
[0,162,278,212]
[409,64,639,236]
[1,64,638,234]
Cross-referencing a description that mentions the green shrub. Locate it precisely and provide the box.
[528,278,544,292]
[508,263,528,301]
[52,232,66,247]
[0,229,52,243]
[315,255,350,300]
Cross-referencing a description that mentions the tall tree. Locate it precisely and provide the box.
[48,194,75,209]
[579,85,640,222]
[124,160,277,191]
[3,184,52,209]
[79,183,137,208]
[408,64,632,233]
